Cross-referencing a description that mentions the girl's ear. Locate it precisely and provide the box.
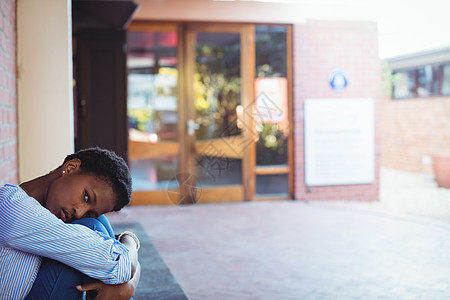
[62,159,82,175]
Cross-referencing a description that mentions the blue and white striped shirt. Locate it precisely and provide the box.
[0,184,132,299]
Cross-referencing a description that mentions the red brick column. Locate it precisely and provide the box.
[293,20,381,201]
[0,0,17,185]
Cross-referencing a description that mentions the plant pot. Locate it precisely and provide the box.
[433,156,450,188]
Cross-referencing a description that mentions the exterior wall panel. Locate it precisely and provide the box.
[293,20,381,201]
[0,0,17,185]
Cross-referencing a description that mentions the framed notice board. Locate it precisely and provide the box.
[304,98,375,186]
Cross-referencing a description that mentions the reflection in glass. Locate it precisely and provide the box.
[393,70,415,98]
[196,156,242,187]
[417,65,439,96]
[130,156,179,191]
[255,26,287,78]
[127,30,179,191]
[256,123,289,165]
[194,33,241,141]
[442,65,450,95]
[256,174,289,196]
[193,32,243,187]
[255,26,289,166]
[128,66,178,141]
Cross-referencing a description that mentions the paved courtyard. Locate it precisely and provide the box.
[107,168,450,299]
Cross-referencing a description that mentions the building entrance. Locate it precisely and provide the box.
[127,22,292,205]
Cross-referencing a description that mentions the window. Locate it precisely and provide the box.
[392,63,448,99]
[127,28,180,191]
[393,70,415,98]
[417,65,439,96]
[441,64,450,95]
[254,25,292,198]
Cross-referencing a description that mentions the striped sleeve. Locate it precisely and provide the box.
[0,184,132,285]
[0,246,41,299]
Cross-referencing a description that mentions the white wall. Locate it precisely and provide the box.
[17,0,74,182]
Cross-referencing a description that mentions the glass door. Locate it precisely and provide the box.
[183,24,255,204]
[126,23,254,204]
[126,22,291,205]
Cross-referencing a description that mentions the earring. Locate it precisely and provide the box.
[62,170,66,174]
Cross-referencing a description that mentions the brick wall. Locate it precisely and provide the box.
[381,96,450,173]
[293,20,381,201]
[0,0,17,185]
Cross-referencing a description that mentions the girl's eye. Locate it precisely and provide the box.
[84,190,90,203]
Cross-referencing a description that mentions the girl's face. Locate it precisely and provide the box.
[45,159,117,223]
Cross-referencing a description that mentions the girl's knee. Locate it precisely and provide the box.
[71,218,109,236]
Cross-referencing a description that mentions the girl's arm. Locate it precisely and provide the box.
[0,185,132,285]
[76,234,141,299]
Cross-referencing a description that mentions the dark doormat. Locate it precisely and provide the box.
[112,223,189,300]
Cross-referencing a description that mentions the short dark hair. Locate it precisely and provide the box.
[62,147,132,211]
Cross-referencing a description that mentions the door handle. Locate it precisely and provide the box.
[187,119,200,136]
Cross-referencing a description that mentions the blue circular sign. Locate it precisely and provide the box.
[328,70,349,92]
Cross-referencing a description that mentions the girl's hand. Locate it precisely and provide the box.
[77,232,141,300]
[76,281,135,300]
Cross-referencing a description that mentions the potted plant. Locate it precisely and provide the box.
[433,155,450,188]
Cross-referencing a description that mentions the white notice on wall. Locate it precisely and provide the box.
[304,98,375,186]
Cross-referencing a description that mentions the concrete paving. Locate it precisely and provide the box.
[108,168,450,300]
[335,168,450,223]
